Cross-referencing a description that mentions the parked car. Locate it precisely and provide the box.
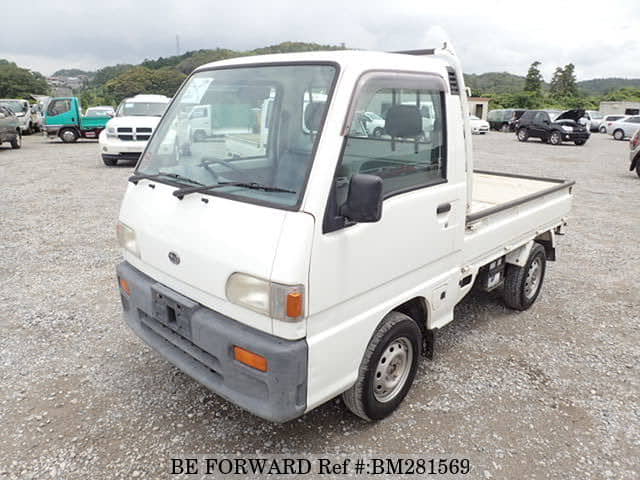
[85,106,115,117]
[487,109,526,132]
[629,129,640,177]
[0,99,35,134]
[29,104,43,133]
[516,109,590,145]
[584,110,604,132]
[116,46,574,422]
[469,115,489,134]
[44,97,112,142]
[99,94,169,166]
[599,115,626,133]
[359,111,386,137]
[608,116,640,140]
[0,105,22,149]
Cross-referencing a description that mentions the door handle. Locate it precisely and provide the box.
[436,202,451,214]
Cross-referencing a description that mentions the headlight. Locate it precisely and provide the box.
[116,221,140,258]
[106,127,117,138]
[16,112,25,117]
[561,126,573,132]
[226,273,304,321]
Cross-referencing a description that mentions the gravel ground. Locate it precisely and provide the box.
[0,132,638,479]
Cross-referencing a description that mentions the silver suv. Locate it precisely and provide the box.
[0,106,22,149]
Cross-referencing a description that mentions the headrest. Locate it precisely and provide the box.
[384,105,422,138]
[304,102,326,132]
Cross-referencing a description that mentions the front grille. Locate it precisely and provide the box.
[138,310,223,381]
[117,127,153,141]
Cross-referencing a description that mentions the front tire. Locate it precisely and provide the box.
[574,139,586,146]
[599,126,606,133]
[342,312,421,421]
[503,243,546,311]
[549,131,562,145]
[10,131,22,149]
[60,128,79,143]
[636,162,640,178]
[613,129,625,141]
[372,127,384,138]
[517,128,529,142]
[102,155,118,166]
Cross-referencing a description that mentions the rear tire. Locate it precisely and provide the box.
[10,131,22,149]
[613,129,625,141]
[549,131,562,145]
[342,312,421,421]
[60,128,79,143]
[636,163,640,177]
[503,243,546,311]
[102,155,118,166]
[599,126,606,133]
[501,123,510,132]
[372,127,384,138]
[517,128,529,142]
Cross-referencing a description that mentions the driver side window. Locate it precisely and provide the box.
[336,80,446,206]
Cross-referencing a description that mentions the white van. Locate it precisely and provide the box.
[115,47,574,422]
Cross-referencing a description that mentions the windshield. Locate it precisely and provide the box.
[0,100,28,113]
[137,64,337,209]
[117,101,167,117]
[588,111,603,119]
[86,108,113,117]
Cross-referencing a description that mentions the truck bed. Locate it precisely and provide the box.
[463,170,575,267]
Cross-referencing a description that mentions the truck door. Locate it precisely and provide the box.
[309,72,466,325]
[45,98,75,127]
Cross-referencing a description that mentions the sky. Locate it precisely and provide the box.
[1,0,639,80]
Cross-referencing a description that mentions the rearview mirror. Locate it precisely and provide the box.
[340,174,383,223]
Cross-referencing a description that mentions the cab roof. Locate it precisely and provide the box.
[193,50,453,77]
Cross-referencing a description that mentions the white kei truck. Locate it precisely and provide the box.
[115,45,574,422]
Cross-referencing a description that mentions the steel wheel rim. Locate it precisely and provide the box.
[62,131,75,142]
[524,257,542,299]
[17,134,22,146]
[518,129,526,139]
[374,337,413,403]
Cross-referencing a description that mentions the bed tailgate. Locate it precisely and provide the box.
[463,170,575,266]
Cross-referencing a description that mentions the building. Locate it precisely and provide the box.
[468,97,490,120]
[599,101,640,116]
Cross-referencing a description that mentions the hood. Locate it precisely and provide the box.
[555,109,585,122]
[106,116,162,129]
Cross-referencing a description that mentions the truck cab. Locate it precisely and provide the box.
[116,47,574,422]
[44,97,112,143]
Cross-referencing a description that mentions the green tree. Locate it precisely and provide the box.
[0,61,49,97]
[549,67,564,96]
[524,61,543,93]
[103,66,187,103]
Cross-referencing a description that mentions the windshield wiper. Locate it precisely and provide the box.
[173,182,296,200]
[128,172,205,186]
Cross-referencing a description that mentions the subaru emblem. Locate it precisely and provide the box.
[168,251,180,265]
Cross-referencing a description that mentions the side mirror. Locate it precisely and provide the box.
[0,113,5,119]
[107,111,115,117]
[340,174,383,223]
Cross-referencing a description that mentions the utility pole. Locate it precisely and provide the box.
[176,35,180,56]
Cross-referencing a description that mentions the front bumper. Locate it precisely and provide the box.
[116,261,308,422]
[562,131,590,141]
[100,139,147,159]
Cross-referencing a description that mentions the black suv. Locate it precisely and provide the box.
[516,109,590,145]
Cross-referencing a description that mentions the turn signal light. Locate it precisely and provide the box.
[234,346,268,372]
[286,292,304,318]
[119,277,131,295]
